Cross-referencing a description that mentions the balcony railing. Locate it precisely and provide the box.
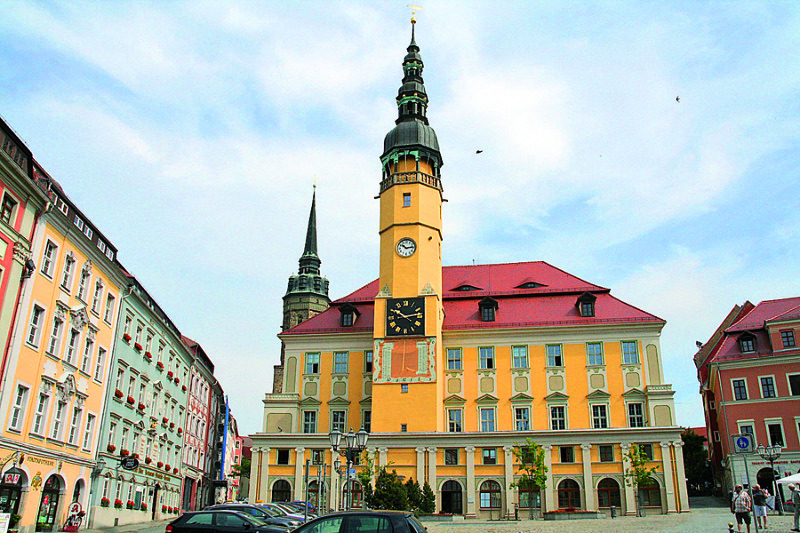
[380,171,441,193]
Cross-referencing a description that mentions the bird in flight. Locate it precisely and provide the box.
[676,96,680,103]
[475,149,483,154]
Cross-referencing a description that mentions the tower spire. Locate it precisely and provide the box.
[301,184,318,265]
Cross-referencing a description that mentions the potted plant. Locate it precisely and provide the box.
[144,351,152,360]
[173,467,178,474]
[126,396,135,405]
[126,500,135,509]
[157,461,163,468]
[122,333,131,343]
[145,457,152,464]
[169,422,175,430]
[177,428,183,435]
[114,499,123,509]
[162,505,167,513]
[133,453,140,459]
[114,389,123,399]
[100,497,110,507]
[162,417,169,425]
[181,385,187,392]
[164,463,170,471]
[174,377,180,384]
[119,449,129,457]
[107,444,116,453]
[141,503,148,511]
[138,402,145,411]
[156,361,164,371]
[167,371,174,379]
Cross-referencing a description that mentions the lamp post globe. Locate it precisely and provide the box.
[757,443,783,515]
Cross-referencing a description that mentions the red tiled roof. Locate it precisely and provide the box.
[727,297,800,332]
[281,261,661,336]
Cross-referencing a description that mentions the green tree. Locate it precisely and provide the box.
[405,477,422,510]
[420,481,435,514]
[355,451,376,508]
[510,438,548,518]
[371,467,408,510]
[681,428,712,495]
[623,444,660,517]
[232,457,251,479]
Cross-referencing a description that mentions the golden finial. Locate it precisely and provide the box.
[408,4,422,24]
[313,176,318,190]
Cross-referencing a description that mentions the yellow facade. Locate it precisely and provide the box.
[0,209,122,531]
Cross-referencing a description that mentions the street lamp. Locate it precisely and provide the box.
[757,444,783,515]
[329,427,368,510]
[333,458,342,510]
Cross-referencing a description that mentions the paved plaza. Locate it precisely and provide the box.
[425,507,798,533]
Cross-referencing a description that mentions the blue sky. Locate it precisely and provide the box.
[2,1,799,434]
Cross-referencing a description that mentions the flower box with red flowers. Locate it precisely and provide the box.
[144,351,152,360]
[169,422,175,430]
[126,396,135,405]
[134,342,142,352]
[164,464,170,471]
[181,385,187,392]
[162,505,167,513]
[141,503,148,511]
[157,461,163,468]
[137,402,145,411]
[145,457,152,464]
[156,362,164,371]
[100,497,110,507]
[167,371,173,379]
[133,453,140,459]
[174,377,179,384]
[122,333,131,343]
[126,500,135,509]
[162,417,168,424]
[114,389,123,399]
[107,444,116,453]
[114,499,123,509]
[177,428,183,435]
[119,449,129,457]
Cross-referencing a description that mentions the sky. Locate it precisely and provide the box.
[1,1,799,435]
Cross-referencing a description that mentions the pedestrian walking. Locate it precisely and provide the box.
[732,484,752,533]
[789,483,800,532]
[752,484,768,530]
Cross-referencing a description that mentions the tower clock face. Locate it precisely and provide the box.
[386,297,425,336]
[396,238,417,257]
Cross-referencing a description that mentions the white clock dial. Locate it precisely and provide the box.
[396,238,417,257]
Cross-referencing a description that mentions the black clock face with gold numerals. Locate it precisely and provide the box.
[386,297,425,336]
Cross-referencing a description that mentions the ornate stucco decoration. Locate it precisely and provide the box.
[54,302,69,321]
[86,325,98,342]
[56,374,76,402]
[81,259,93,275]
[70,306,90,329]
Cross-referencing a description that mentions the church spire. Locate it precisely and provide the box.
[299,185,319,275]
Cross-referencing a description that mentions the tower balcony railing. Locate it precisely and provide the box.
[380,171,441,193]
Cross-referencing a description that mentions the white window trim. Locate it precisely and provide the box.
[763,417,786,448]
[548,403,568,430]
[40,240,59,279]
[511,345,529,369]
[31,391,51,436]
[621,340,640,365]
[8,381,31,431]
[736,419,756,444]
[586,341,605,366]
[794,416,800,447]
[478,406,497,432]
[446,407,464,433]
[786,373,800,396]
[513,405,531,431]
[625,401,646,427]
[730,377,749,401]
[25,301,48,349]
[545,344,564,368]
[589,402,611,429]
[757,374,777,399]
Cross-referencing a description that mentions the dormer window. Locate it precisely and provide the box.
[576,292,597,317]
[339,303,360,328]
[478,297,498,322]
[452,284,481,292]
[739,333,756,353]
[516,281,545,289]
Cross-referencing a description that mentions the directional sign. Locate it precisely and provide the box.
[120,457,140,471]
[732,433,755,454]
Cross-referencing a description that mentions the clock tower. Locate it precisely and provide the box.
[372,18,445,433]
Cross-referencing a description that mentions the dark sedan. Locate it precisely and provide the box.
[290,510,427,533]
[165,510,290,533]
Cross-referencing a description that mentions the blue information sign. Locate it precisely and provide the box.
[732,433,754,454]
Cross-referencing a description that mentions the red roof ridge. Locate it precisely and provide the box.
[764,302,800,322]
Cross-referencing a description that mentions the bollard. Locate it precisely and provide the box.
[610,505,616,518]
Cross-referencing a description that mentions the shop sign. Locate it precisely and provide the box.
[25,455,55,467]
[0,513,11,533]
[2,474,19,484]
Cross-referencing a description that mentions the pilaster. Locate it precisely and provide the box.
[465,446,476,517]
[660,441,677,513]
[426,447,438,511]
[672,441,690,512]
[581,444,594,511]
[543,445,553,512]
[416,447,426,486]
[294,447,305,501]
[503,445,514,517]
[621,443,636,516]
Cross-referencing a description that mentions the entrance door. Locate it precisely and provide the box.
[441,480,462,514]
[36,476,62,532]
[0,468,25,518]
[151,484,160,520]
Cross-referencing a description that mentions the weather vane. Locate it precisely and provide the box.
[408,4,422,23]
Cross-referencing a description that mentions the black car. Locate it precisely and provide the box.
[165,510,290,533]
[290,510,427,533]
[207,503,303,529]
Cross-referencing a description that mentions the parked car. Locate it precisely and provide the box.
[290,510,427,533]
[284,502,318,517]
[260,502,307,522]
[206,503,303,529]
[165,509,290,533]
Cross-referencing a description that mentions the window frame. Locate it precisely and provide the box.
[479,407,496,432]
[598,444,614,462]
[444,448,459,465]
[512,345,529,369]
[546,344,563,367]
[731,378,748,401]
[627,402,645,427]
[446,348,462,370]
[514,406,530,431]
[364,351,373,373]
[446,408,463,433]
[26,303,46,348]
[333,352,348,374]
[621,341,639,364]
[559,446,575,463]
[9,384,29,431]
[40,240,58,278]
[591,403,609,429]
[481,447,497,465]
[549,405,567,430]
[765,419,785,448]
[304,353,320,375]
[303,411,317,434]
[479,347,495,370]
[758,375,777,399]
[331,410,346,433]
[788,373,800,396]
[586,342,604,366]
[780,330,795,348]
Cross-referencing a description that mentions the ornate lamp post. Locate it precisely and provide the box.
[333,458,342,510]
[329,427,368,510]
[757,444,783,515]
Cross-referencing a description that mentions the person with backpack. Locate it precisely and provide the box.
[732,484,752,533]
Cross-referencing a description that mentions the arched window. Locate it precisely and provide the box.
[597,478,621,508]
[343,480,363,509]
[479,480,501,509]
[557,479,581,509]
[272,480,291,502]
[441,480,462,514]
[638,477,661,507]
[519,485,540,509]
